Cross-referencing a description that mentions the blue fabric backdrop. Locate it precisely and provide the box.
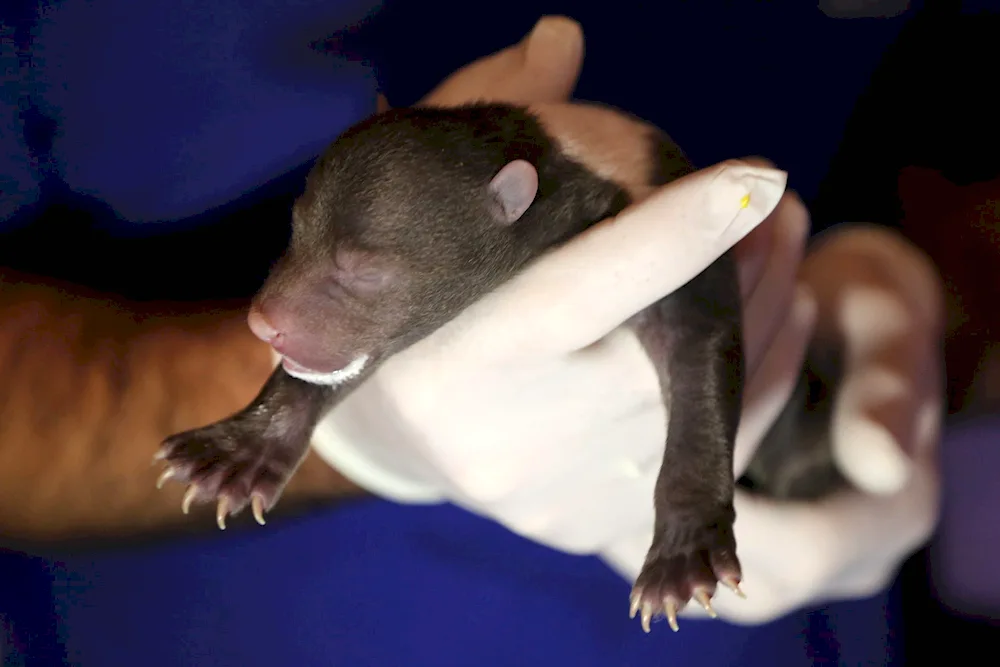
[0,0,932,664]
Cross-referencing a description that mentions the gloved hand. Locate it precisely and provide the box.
[305,16,793,513]
[604,222,944,623]
[304,16,944,625]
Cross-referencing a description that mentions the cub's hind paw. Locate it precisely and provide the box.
[154,417,305,530]
[629,512,744,633]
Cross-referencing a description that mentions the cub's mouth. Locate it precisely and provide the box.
[280,354,371,387]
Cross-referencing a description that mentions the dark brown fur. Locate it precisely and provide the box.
[155,102,843,631]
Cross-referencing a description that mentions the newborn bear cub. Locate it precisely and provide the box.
[155,101,756,633]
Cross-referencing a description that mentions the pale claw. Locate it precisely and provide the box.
[640,602,654,634]
[629,594,641,620]
[181,486,198,514]
[694,589,717,618]
[156,468,174,489]
[216,498,229,530]
[664,599,679,632]
[722,577,746,599]
[251,496,266,526]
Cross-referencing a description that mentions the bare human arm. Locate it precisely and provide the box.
[0,268,361,545]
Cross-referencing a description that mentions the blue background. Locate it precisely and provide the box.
[6,0,989,664]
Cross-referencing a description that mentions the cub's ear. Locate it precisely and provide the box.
[488,159,538,225]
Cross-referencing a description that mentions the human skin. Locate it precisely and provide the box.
[0,268,364,544]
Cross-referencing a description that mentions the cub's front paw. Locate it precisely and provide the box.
[154,417,306,529]
[629,509,744,633]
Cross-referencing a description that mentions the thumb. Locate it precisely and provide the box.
[484,161,787,356]
[420,16,584,108]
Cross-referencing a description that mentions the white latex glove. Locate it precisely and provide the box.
[304,16,945,624]
[305,16,793,510]
[605,224,945,623]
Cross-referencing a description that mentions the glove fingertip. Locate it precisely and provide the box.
[833,414,911,495]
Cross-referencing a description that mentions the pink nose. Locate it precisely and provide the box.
[248,307,283,348]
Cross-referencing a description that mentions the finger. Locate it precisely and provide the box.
[731,156,779,299]
[420,16,583,108]
[729,443,939,603]
[733,207,777,301]
[830,404,942,600]
[802,226,945,495]
[740,192,810,378]
[733,286,817,477]
[687,480,938,624]
[473,161,787,358]
[833,362,920,495]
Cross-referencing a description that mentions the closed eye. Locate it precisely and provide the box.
[346,267,390,291]
[324,279,353,302]
[332,248,396,295]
